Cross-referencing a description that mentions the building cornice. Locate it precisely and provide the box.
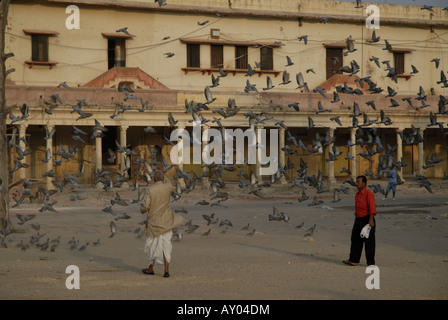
[13,0,448,29]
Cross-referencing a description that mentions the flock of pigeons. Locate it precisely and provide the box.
[2,0,448,253]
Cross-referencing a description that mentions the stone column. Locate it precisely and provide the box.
[396,128,404,182]
[176,123,186,172]
[328,127,337,184]
[173,123,187,190]
[350,127,357,178]
[255,125,263,183]
[18,123,28,180]
[45,125,54,190]
[418,128,424,176]
[278,127,287,184]
[202,127,210,188]
[95,129,103,189]
[119,125,129,176]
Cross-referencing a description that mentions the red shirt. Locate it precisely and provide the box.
[355,187,376,218]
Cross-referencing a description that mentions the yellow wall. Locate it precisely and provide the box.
[6,1,448,96]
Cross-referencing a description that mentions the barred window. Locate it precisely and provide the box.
[393,52,405,74]
[260,46,273,70]
[211,45,223,68]
[187,44,200,68]
[31,35,49,62]
[235,46,248,69]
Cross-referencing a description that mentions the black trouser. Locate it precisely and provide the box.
[349,215,376,266]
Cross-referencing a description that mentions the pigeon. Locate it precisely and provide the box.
[298,190,309,203]
[269,207,283,221]
[246,229,256,236]
[16,214,36,225]
[197,20,209,26]
[57,81,71,89]
[389,99,399,108]
[285,56,294,66]
[298,35,308,45]
[368,30,380,43]
[313,87,327,99]
[308,197,323,207]
[431,58,440,69]
[109,221,117,238]
[155,0,166,6]
[316,101,329,114]
[263,76,275,91]
[304,224,317,237]
[330,91,340,103]
[279,71,291,85]
[245,64,256,76]
[116,27,130,35]
[204,86,216,104]
[175,207,188,214]
[202,213,215,225]
[219,219,233,227]
[244,79,258,93]
[288,102,300,112]
[383,39,392,51]
[421,5,433,12]
[296,72,307,90]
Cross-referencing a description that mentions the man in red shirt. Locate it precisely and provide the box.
[343,175,376,266]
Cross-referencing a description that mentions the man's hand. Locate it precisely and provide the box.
[369,215,375,227]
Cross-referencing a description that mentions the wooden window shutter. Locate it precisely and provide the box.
[326,48,343,80]
[260,46,273,70]
[32,35,49,62]
[394,52,405,74]
[235,46,248,69]
[187,44,200,68]
[211,45,223,68]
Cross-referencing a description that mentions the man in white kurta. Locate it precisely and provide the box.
[140,170,183,277]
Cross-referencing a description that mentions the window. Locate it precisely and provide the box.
[326,48,343,80]
[235,46,248,69]
[393,52,405,74]
[180,39,281,75]
[23,29,59,68]
[187,44,200,68]
[210,45,223,68]
[108,38,126,69]
[31,35,49,62]
[260,46,273,70]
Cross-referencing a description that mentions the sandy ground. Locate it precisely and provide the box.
[1,178,448,300]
